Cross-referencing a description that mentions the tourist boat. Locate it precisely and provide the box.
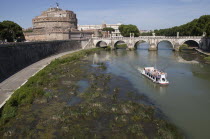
[140,67,169,85]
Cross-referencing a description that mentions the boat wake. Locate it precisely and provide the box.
[137,67,144,73]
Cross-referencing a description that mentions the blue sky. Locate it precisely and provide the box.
[0,0,210,30]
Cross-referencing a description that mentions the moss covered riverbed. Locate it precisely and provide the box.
[0,48,183,138]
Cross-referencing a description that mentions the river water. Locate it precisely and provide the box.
[91,42,210,139]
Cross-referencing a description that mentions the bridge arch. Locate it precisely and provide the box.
[114,40,128,49]
[181,40,200,48]
[92,36,202,51]
[157,40,174,50]
[96,41,108,48]
[134,40,150,49]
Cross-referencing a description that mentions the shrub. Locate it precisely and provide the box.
[115,44,127,49]
[105,46,111,51]
[179,44,189,51]
[204,56,210,63]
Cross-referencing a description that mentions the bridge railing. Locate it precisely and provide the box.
[92,36,203,40]
[92,37,128,40]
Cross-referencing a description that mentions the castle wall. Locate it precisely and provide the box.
[33,20,76,29]
[25,33,47,41]
[26,7,78,41]
[46,33,69,40]
[24,32,70,41]
[0,40,85,82]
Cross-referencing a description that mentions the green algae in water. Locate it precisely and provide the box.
[67,96,82,106]
[77,80,89,93]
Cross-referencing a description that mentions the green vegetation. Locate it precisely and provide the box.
[179,44,189,51]
[154,15,210,36]
[204,56,210,63]
[206,23,210,37]
[0,20,25,42]
[0,48,101,125]
[0,48,183,138]
[119,24,140,37]
[102,27,115,33]
[115,44,127,49]
[141,32,153,36]
[179,44,195,52]
[97,62,107,70]
[105,45,111,51]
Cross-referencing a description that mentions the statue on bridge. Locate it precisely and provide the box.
[203,32,206,37]
[177,32,179,38]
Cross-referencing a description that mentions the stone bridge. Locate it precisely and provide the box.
[90,36,202,51]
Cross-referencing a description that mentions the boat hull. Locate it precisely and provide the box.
[140,69,169,85]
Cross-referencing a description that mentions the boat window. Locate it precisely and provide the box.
[162,78,165,81]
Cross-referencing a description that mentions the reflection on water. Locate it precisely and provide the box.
[88,42,210,139]
[92,52,111,64]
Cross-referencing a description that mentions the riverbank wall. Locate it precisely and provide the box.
[0,40,89,82]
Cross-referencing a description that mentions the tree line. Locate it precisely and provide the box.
[141,15,210,37]
[102,25,140,37]
[0,21,25,42]
[154,15,210,36]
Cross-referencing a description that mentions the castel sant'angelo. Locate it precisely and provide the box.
[24,4,90,41]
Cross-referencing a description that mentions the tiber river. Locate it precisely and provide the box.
[90,42,210,139]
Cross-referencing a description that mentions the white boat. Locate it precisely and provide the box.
[140,67,169,85]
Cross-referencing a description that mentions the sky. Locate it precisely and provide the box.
[0,0,210,30]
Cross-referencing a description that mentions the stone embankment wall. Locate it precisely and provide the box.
[200,37,210,52]
[0,40,86,82]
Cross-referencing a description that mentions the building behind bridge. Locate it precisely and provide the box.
[78,23,123,37]
[24,6,93,41]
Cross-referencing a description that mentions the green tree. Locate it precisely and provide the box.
[0,22,3,40]
[206,23,210,37]
[102,27,115,33]
[140,32,153,36]
[0,21,25,42]
[119,24,140,37]
[154,15,210,36]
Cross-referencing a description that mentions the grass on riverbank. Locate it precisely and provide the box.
[0,48,101,124]
[204,56,210,63]
[115,44,127,49]
[179,44,194,52]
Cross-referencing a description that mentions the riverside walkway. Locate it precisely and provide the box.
[0,49,81,108]
[195,48,210,56]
